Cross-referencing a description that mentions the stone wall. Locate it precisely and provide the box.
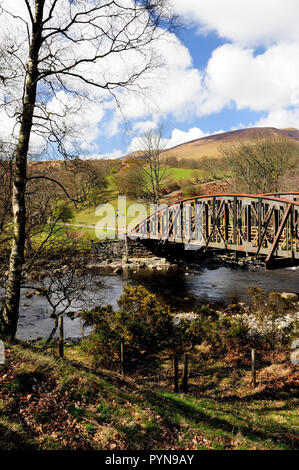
[91,237,155,260]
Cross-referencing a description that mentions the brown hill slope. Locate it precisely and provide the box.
[164,127,299,160]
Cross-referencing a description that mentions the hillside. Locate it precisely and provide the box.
[163,127,299,161]
[28,127,299,167]
[1,341,298,450]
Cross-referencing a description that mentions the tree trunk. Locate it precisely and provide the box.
[43,316,59,350]
[0,1,44,339]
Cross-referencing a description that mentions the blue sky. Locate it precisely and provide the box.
[92,0,299,159]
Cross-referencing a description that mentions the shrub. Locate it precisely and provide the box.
[245,287,298,350]
[81,286,173,371]
[184,305,249,354]
[194,288,298,354]
[201,313,249,353]
[182,184,201,198]
[170,304,249,355]
[52,199,73,222]
[81,305,121,369]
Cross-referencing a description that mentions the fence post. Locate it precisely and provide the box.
[59,316,64,359]
[0,341,5,370]
[182,353,189,392]
[121,340,125,378]
[173,355,179,393]
[251,348,256,388]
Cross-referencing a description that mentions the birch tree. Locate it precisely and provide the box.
[0,0,178,338]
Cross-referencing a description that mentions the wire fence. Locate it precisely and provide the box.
[51,317,296,393]
[51,321,266,393]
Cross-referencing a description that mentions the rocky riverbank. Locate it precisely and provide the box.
[23,245,267,282]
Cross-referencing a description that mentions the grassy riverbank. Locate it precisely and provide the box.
[0,341,298,450]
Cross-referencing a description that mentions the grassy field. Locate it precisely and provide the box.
[165,168,203,181]
[70,169,202,232]
[71,198,150,239]
[28,196,148,248]
[57,165,221,237]
[28,224,95,254]
[0,342,297,450]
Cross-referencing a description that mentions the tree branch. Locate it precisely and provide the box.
[26,175,83,204]
[24,0,34,25]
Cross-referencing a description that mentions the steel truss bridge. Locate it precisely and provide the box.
[130,192,299,269]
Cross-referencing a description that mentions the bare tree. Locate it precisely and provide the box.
[136,125,169,204]
[220,137,299,193]
[115,157,147,198]
[59,159,108,207]
[0,0,178,338]
[21,260,96,349]
[41,265,93,349]
[117,126,171,202]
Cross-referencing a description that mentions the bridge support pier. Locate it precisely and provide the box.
[265,257,299,270]
[234,250,243,259]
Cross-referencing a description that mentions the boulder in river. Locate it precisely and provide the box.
[280,292,298,301]
[34,287,48,296]
[113,267,123,275]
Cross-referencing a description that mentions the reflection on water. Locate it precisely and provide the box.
[15,266,299,341]
[125,266,299,305]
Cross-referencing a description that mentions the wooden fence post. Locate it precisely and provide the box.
[121,340,125,378]
[173,355,179,393]
[251,348,256,388]
[59,316,64,359]
[182,353,189,392]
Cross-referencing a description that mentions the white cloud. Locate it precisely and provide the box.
[133,120,158,134]
[44,90,105,155]
[0,109,18,142]
[165,127,207,148]
[165,127,226,148]
[172,0,299,130]
[127,136,143,153]
[114,33,203,121]
[103,114,123,139]
[111,5,299,134]
[87,149,123,160]
[1,1,200,156]
[174,0,299,47]
[0,0,30,22]
[256,108,299,129]
[199,42,299,115]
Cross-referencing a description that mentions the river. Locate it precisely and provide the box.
[13,265,299,341]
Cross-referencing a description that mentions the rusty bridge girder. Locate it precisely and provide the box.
[130,192,299,269]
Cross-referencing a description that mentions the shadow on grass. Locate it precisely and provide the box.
[0,422,36,450]
[141,390,298,450]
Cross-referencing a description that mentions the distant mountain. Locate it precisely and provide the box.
[162,127,299,160]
